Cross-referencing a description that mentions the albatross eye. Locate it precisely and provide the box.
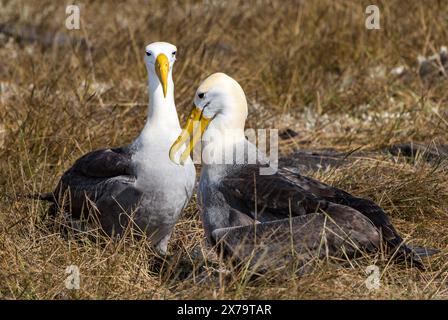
[198,92,205,99]
[146,51,152,57]
[172,51,177,56]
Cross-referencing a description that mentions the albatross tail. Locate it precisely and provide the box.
[392,241,440,270]
[407,245,440,258]
[25,192,56,202]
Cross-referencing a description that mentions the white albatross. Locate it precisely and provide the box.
[169,72,437,272]
[41,42,196,255]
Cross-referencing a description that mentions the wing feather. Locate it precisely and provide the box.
[51,146,136,219]
[212,203,380,272]
[219,164,414,258]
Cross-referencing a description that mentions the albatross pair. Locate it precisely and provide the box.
[170,73,436,271]
[45,42,195,255]
[45,41,435,269]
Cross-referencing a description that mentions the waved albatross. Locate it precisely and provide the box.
[169,72,437,271]
[41,42,195,255]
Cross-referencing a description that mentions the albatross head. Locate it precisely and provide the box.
[169,72,248,165]
[144,42,177,98]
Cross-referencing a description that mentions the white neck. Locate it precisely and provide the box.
[135,69,180,145]
[200,116,247,165]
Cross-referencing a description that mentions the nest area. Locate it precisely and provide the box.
[0,0,447,299]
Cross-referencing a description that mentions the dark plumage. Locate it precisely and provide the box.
[49,146,139,229]
[206,163,429,271]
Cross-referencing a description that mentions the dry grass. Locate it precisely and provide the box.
[0,0,447,299]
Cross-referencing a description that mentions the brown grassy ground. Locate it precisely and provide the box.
[0,0,447,299]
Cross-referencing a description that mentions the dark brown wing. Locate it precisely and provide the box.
[219,165,335,222]
[219,164,413,258]
[71,147,134,178]
[212,204,381,273]
[278,168,404,247]
[50,146,136,218]
[220,166,311,222]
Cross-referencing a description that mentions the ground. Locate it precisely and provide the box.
[0,0,447,299]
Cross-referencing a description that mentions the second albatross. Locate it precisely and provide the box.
[169,72,436,271]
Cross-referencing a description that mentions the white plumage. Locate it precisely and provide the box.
[45,42,195,255]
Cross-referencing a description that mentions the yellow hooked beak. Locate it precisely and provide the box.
[169,107,211,165]
[155,53,169,97]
